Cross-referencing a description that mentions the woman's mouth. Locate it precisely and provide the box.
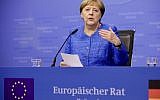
[88,18,94,20]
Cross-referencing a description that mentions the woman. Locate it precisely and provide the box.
[61,0,128,67]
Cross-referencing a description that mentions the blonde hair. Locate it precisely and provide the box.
[80,0,105,17]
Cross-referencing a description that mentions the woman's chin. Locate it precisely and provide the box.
[87,22,97,26]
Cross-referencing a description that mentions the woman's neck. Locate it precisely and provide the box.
[84,23,100,36]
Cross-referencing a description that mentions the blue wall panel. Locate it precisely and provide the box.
[0,0,160,67]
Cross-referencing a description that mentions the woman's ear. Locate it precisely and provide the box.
[80,13,83,19]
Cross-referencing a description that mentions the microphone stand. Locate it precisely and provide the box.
[51,29,78,67]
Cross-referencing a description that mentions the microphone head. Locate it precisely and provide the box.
[71,28,78,35]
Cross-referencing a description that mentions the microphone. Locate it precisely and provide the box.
[51,28,78,67]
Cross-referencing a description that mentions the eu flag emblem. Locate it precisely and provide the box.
[4,78,34,100]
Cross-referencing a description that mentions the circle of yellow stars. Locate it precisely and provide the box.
[11,81,27,100]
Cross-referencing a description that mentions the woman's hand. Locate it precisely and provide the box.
[60,61,69,67]
[99,27,121,46]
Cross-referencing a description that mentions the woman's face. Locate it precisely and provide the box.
[81,2,102,26]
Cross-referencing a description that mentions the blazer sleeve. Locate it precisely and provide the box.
[111,26,129,66]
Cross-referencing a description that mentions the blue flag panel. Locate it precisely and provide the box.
[4,78,34,100]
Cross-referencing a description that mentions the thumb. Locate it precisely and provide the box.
[109,27,114,34]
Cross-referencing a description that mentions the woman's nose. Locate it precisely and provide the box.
[89,9,93,15]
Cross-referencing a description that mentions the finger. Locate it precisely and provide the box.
[99,32,113,41]
[99,29,112,36]
[99,29,110,33]
[99,30,111,36]
[109,27,114,33]
[99,31,110,37]
[100,35,113,42]
[99,32,107,37]
[101,36,107,40]
[60,62,68,67]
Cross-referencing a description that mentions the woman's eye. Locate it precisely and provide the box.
[93,9,98,12]
[85,9,90,11]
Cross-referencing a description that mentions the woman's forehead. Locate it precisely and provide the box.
[85,2,100,8]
